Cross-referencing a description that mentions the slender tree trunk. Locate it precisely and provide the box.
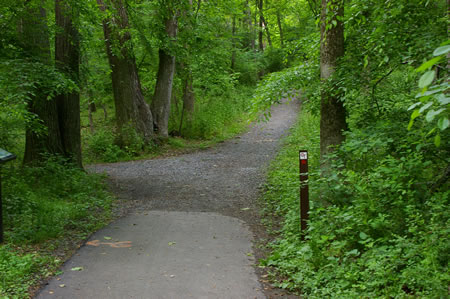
[258,0,264,51]
[231,15,236,69]
[276,10,284,48]
[97,0,153,145]
[88,100,96,133]
[151,15,178,138]
[22,3,63,165]
[243,0,254,49]
[319,0,347,160]
[55,0,82,168]
[262,14,272,47]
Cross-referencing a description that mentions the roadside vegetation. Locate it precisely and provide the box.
[255,0,449,297]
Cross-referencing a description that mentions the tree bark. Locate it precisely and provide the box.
[262,14,272,47]
[319,0,347,160]
[97,0,154,145]
[231,15,236,69]
[22,3,63,165]
[55,0,82,168]
[151,14,178,138]
[258,0,264,51]
[276,10,284,48]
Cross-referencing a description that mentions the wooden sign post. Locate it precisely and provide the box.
[299,150,309,240]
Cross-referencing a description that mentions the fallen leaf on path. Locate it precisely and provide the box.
[168,242,176,246]
[103,236,112,240]
[246,252,253,256]
[59,284,65,288]
[170,275,175,278]
[71,267,83,271]
[241,207,250,211]
[49,291,54,294]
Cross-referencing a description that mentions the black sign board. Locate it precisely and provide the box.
[0,149,16,164]
[0,148,16,243]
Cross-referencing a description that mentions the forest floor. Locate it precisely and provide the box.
[35,99,300,298]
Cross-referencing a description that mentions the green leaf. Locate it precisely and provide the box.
[103,236,112,240]
[436,94,450,105]
[411,109,420,120]
[407,119,414,131]
[433,45,450,56]
[359,232,368,240]
[434,134,441,147]
[71,267,84,271]
[416,56,442,72]
[418,70,435,88]
[418,101,433,114]
[425,108,445,122]
[407,102,422,111]
[437,117,449,131]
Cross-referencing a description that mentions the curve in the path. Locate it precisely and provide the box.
[36,100,300,299]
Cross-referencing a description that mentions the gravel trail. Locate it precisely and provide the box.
[36,99,300,299]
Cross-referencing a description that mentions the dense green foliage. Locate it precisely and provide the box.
[0,157,113,297]
[262,108,449,297]
[255,0,449,297]
[0,0,448,297]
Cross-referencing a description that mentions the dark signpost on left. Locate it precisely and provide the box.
[0,149,16,244]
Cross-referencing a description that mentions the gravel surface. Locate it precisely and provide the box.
[82,99,301,298]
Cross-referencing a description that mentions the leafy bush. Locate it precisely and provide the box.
[261,108,449,297]
[3,156,113,243]
[169,85,253,140]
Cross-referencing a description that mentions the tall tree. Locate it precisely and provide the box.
[276,9,284,48]
[97,0,154,145]
[258,0,264,51]
[319,0,347,160]
[151,4,178,138]
[55,0,82,167]
[22,2,63,165]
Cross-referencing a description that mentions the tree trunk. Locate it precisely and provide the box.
[55,0,82,168]
[22,3,63,165]
[258,0,264,51]
[276,10,284,48]
[151,15,177,138]
[262,14,272,47]
[97,0,153,145]
[319,0,347,160]
[88,100,96,133]
[243,0,255,49]
[231,15,236,69]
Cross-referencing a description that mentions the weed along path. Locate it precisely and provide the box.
[36,99,300,299]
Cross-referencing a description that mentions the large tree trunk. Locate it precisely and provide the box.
[55,0,82,168]
[151,15,178,138]
[22,3,63,165]
[97,0,153,145]
[319,0,347,160]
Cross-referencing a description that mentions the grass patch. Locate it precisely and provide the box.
[81,85,254,164]
[1,157,113,298]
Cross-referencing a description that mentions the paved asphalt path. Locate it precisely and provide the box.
[36,99,300,299]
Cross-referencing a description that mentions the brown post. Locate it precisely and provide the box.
[299,150,309,240]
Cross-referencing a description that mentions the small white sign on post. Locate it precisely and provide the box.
[300,152,308,160]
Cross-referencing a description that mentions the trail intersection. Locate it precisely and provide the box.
[37,100,299,298]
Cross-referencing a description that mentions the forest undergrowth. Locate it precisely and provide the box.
[261,106,449,298]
